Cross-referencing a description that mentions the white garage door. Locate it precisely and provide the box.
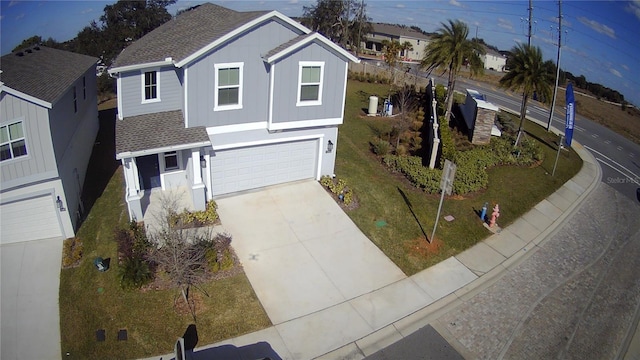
[0,195,63,244]
[211,139,318,196]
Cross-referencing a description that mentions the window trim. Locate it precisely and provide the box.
[141,69,161,104]
[161,151,180,172]
[73,86,77,113]
[296,61,324,107]
[0,120,28,162]
[214,62,243,111]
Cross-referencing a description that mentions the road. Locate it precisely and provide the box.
[361,62,640,359]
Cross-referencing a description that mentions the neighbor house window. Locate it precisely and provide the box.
[297,61,324,106]
[73,86,77,113]
[0,121,28,161]
[142,70,160,103]
[214,62,243,111]
[163,151,178,171]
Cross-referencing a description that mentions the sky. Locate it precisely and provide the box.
[1,0,639,105]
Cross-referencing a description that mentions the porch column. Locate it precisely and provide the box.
[191,150,206,211]
[122,157,143,221]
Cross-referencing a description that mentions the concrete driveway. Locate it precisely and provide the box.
[216,180,406,325]
[1,237,63,360]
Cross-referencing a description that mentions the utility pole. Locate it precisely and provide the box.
[527,0,533,46]
[546,0,563,131]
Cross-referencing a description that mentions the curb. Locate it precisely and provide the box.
[319,117,602,359]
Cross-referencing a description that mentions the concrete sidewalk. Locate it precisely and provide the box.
[146,139,601,360]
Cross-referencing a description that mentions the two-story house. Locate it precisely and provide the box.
[0,46,98,244]
[108,3,359,221]
[362,23,430,62]
[481,47,507,72]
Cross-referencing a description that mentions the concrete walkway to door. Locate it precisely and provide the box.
[215,180,406,325]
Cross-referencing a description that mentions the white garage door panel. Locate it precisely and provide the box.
[1,195,62,244]
[211,139,318,195]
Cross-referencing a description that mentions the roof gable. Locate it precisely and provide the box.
[111,3,310,71]
[0,46,97,106]
[263,33,359,64]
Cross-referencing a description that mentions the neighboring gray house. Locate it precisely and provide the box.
[0,46,98,244]
[363,23,430,61]
[108,3,359,221]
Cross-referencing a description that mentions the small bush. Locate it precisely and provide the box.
[319,175,355,206]
[371,138,391,155]
[119,257,153,289]
[383,155,442,193]
[114,221,150,262]
[168,201,219,228]
[62,237,83,268]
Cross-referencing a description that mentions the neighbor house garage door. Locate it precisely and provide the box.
[211,139,318,196]
[0,195,63,244]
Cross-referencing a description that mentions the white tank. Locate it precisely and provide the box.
[368,96,378,116]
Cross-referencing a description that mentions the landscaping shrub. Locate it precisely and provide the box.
[114,220,150,262]
[383,155,442,193]
[119,257,153,289]
[62,237,83,268]
[169,201,219,228]
[439,120,457,167]
[319,175,355,206]
[371,137,391,155]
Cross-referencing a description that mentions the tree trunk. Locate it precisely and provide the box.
[444,66,456,124]
[514,93,529,147]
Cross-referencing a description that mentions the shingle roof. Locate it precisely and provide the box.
[112,3,268,68]
[0,46,97,104]
[263,33,313,60]
[370,23,429,40]
[115,110,209,156]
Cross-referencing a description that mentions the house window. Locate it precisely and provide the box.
[163,151,179,171]
[142,70,160,103]
[214,62,243,111]
[83,76,86,100]
[0,121,28,161]
[297,62,324,106]
[73,86,77,113]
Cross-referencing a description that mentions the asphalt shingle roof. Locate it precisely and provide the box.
[0,46,97,104]
[370,23,429,40]
[262,33,313,60]
[112,3,268,68]
[115,110,209,156]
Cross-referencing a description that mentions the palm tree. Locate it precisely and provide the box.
[421,20,484,123]
[499,43,553,146]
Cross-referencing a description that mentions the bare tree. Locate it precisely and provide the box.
[145,192,230,321]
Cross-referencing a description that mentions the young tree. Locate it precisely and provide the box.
[499,43,553,146]
[421,20,484,124]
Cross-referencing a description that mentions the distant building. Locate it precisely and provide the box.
[481,47,507,72]
[362,23,429,62]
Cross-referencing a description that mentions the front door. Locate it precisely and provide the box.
[137,154,160,190]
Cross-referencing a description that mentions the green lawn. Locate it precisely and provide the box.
[60,82,582,357]
[59,109,270,359]
[336,80,583,275]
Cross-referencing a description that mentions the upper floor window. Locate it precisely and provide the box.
[73,86,77,113]
[214,62,243,111]
[0,121,28,162]
[297,61,324,106]
[142,70,160,103]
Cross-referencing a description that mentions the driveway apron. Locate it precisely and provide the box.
[216,180,406,325]
[1,237,63,360]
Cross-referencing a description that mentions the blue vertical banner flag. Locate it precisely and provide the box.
[565,83,575,147]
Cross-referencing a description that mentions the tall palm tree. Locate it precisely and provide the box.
[499,43,553,146]
[421,20,484,123]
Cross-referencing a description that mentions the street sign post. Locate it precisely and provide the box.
[431,160,456,243]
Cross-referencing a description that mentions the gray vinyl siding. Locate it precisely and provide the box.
[271,42,346,123]
[120,66,182,118]
[49,67,98,164]
[186,20,303,128]
[0,93,57,188]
